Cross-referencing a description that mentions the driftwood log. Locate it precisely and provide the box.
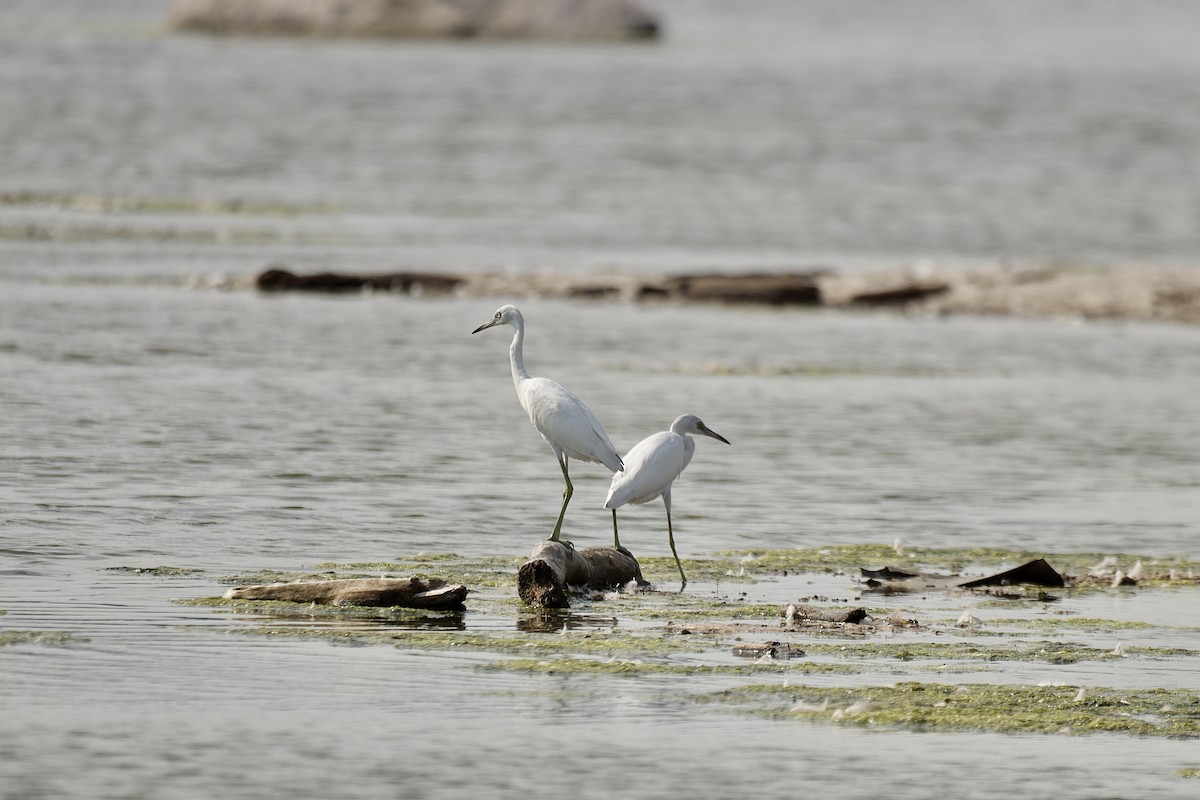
[224,576,468,610]
[782,604,868,624]
[517,541,644,609]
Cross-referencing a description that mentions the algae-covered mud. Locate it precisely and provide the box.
[708,682,1200,737]
[183,545,1200,742]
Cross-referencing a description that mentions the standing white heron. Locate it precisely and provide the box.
[472,305,623,544]
[605,414,730,588]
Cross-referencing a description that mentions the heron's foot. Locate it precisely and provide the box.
[615,545,634,559]
[547,535,574,550]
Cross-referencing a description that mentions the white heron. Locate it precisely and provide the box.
[605,414,730,588]
[472,305,624,543]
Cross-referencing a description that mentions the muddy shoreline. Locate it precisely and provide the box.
[254,264,1200,326]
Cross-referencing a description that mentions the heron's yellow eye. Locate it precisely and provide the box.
[494,312,501,319]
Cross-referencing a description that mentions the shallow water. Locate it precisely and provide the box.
[3,1,1200,797]
[3,0,1200,271]
[4,287,1200,798]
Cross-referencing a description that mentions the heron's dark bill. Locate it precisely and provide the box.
[700,425,731,445]
[471,321,497,334]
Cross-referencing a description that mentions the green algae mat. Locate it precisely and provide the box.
[176,544,1200,739]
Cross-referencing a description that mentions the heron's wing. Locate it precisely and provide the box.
[519,377,623,471]
[605,432,688,508]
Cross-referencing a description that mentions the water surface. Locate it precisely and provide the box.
[3,1,1200,797]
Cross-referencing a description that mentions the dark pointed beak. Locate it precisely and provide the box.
[700,425,731,445]
[472,320,498,334]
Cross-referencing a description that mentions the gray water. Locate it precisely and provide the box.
[3,1,1200,798]
[4,0,1200,271]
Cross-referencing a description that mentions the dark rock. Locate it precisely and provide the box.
[957,558,1065,589]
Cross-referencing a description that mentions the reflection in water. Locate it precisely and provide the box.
[516,610,619,634]
[225,608,469,632]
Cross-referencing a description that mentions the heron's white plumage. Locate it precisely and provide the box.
[605,429,693,509]
[472,304,623,542]
[519,376,623,471]
[604,414,730,588]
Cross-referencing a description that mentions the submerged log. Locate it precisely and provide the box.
[224,576,468,609]
[517,540,644,609]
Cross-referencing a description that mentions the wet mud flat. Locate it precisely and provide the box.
[162,545,1200,750]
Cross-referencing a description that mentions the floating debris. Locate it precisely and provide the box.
[732,642,806,661]
[956,610,983,628]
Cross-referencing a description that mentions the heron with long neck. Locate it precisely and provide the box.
[472,305,623,543]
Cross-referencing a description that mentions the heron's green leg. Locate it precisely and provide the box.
[666,508,688,590]
[549,457,573,544]
[611,509,622,550]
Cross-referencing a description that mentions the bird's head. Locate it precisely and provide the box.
[472,304,523,334]
[673,414,731,445]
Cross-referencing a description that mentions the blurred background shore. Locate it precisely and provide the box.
[3,0,1200,311]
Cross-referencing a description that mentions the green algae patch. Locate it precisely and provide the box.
[482,656,863,678]
[173,596,466,625]
[215,559,518,590]
[707,682,1200,738]
[984,617,1169,633]
[1178,769,1200,779]
[0,630,85,647]
[800,640,1196,664]
[625,601,785,623]
[637,361,959,379]
[0,189,336,216]
[184,547,1200,677]
[267,554,523,590]
[217,569,342,586]
[106,565,206,577]
[227,625,714,660]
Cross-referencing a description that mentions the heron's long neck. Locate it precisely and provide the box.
[509,321,531,387]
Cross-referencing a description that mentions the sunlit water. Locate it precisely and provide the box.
[3,1,1200,798]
